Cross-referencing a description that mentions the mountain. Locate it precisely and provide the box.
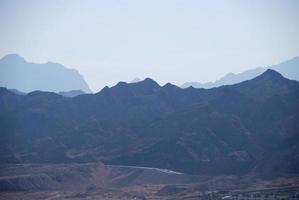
[8,88,86,97]
[130,77,142,83]
[0,71,298,178]
[8,89,26,95]
[58,90,86,97]
[0,54,91,93]
[181,56,299,88]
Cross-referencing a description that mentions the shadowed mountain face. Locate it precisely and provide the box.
[181,56,299,88]
[0,70,298,177]
[0,54,91,93]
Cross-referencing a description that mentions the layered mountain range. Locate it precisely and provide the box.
[0,69,298,178]
[181,56,299,88]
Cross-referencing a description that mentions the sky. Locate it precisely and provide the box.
[0,0,299,92]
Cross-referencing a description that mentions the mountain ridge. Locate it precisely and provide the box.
[0,70,298,177]
[181,56,299,88]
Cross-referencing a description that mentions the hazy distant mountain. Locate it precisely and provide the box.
[1,71,298,177]
[8,89,26,95]
[8,88,86,97]
[0,54,91,93]
[181,56,299,88]
[58,90,86,97]
[130,77,142,83]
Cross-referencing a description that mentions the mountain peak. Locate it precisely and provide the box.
[237,69,285,87]
[141,78,160,87]
[115,77,160,95]
[232,68,297,100]
[162,83,180,91]
[1,54,25,63]
[258,69,283,79]
[116,81,128,87]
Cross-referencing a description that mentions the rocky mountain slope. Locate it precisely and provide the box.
[0,70,298,177]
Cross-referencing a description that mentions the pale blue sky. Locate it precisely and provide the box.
[0,0,298,92]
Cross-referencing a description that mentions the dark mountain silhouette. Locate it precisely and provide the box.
[181,56,299,88]
[0,54,91,93]
[0,71,298,178]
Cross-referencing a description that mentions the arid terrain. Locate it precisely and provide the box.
[1,163,299,199]
[1,1,299,198]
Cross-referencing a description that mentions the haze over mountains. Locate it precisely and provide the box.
[0,69,298,178]
[1,54,299,94]
[0,54,91,93]
[181,56,299,88]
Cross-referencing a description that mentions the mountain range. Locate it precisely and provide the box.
[1,54,298,95]
[0,54,91,93]
[0,69,298,178]
[181,56,299,88]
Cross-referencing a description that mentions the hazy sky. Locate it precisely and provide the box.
[0,0,299,92]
